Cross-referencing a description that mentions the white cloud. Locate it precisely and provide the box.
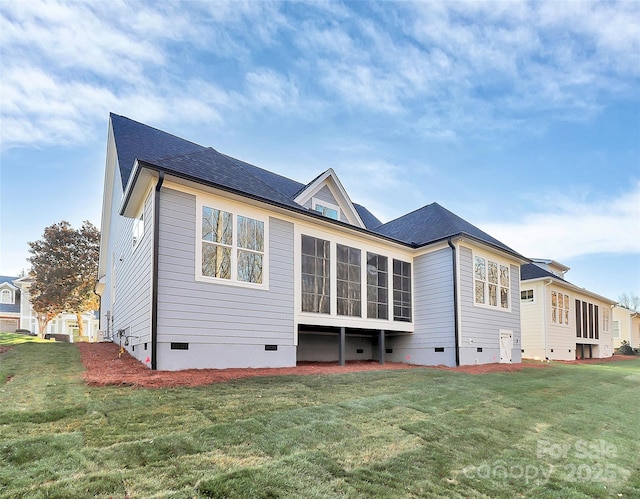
[1,0,639,150]
[480,183,640,260]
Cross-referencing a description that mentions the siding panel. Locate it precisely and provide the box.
[156,187,296,369]
[458,245,521,365]
[387,247,456,366]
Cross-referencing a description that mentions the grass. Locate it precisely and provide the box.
[0,334,638,498]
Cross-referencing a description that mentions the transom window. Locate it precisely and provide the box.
[312,198,340,220]
[474,255,510,310]
[201,206,264,284]
[301,235,330,313]
[337,244,361,317]
[367,252,388,319]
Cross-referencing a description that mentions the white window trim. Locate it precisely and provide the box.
[550,290,571,327]
[612,319,620,338]
[132,209,144,251]
[0,288,14,304]
[472,250,512,312]
[195,196,269,289]
[520,289,535,303]
[311,197,341,220]
[294,223,414,328]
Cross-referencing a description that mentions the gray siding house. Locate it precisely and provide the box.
[97,114,528,370]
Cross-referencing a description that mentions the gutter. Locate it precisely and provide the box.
[151,171,165,370]
[448,237,460,366]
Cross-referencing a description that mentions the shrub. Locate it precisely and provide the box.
[616,340,634,355]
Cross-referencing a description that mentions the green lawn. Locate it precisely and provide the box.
[1,336,638,498]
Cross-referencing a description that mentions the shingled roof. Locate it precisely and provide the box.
[520,263,568,282]
[111,114,523,258]
[110,113,206,188]
[374,202,520,255]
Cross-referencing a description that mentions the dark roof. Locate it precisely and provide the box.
[0,276,18,286]
[110,113,206,188]
[373,202,520,255]
[354,204,382,229]
[149,148,301,210]
[520,263,568,282]
[110,115,524,257]
[0,276,20,314]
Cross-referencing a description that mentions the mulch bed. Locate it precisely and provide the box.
[76,342,638,388]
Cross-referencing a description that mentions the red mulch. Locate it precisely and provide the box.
[76,342,638,388]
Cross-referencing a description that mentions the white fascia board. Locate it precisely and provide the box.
[119,161,158,218]
[520,276,616,305]
[293,168,366,228]
[97,119,117,280]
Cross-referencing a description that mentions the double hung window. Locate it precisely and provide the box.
[201,206,264,284]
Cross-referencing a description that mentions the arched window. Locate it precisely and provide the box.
[0,289,13,304]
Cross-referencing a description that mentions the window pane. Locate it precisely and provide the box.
[474,257,486,281]
[500,287,509,309]
[202,243,231,279]
[301,235,330,314]
[488,261,498,284]
[475,281,485,304]
[302,234,315,255]
[206,208,232,245]
[237,216,264,252]
[237,250,263,284]
[500,265,509,287]
[489,284,497,306]
[392,259,412,322]
[367,252,388,319]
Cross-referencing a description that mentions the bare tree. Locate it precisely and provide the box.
[618,292,640,312]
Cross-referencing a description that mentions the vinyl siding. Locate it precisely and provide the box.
[101,165,153,363]
[155,187,296,369]
[544,285,576,360]
[303,185,349,223]
[520,281,546,359]
[386,247,456,366]
[458,245,522,365]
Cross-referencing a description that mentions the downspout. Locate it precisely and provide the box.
[448,238,460,366]
[543,279,552,360]
[151,171,165,370]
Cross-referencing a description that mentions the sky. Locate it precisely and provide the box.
[1,0,639,302]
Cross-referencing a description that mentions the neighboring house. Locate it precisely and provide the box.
[612,306,640,350]
[520,260,616,360]
[0,276,21,332]
[97,114,529,371]
[0,275,100,341]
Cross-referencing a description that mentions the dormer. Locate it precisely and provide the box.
[294,169,366,228]
[531,259,570,279]
[0,280,18,305]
